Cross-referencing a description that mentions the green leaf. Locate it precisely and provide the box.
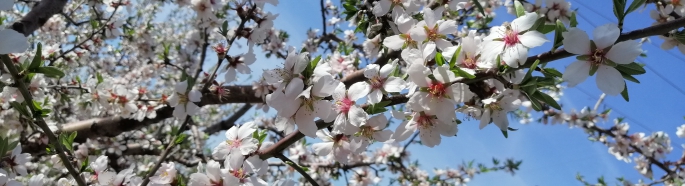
[175,134,188,145]
[36,66,65,78]
[625,0,646,16]
[615,62,646,75]
[471,0,486,18]
[570,12,578,27]
[620,72,640,83]
[588,65,599,76]
[435,52,445,66]
[552,19,567,50]
[449,45,462,68]
[311,55,322,69]
[514,0,526,17]
[365,101,391,115]
[534,91,562,110]
[613,0,626,21]
[501,130,508,138]
[620,83,629,102]
[451,68,476,79]
[28,43,43,70]
[522,59,540,84]
[536,24,556,34]
[32,100,42,111]
[96,72,104,85]
[10,101,30,117]
[542,68,562,78]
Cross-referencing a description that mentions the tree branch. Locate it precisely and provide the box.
[11,0,69,36]
[274,153,320,186]
[203,103,253,134]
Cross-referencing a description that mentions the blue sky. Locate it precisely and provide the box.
[199,0,685,185]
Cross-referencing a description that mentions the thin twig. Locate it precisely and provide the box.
[274,153,320,186]
[1,55,87,186]
[593,93,606,111]
[140,117,191,186]
[320,0,327,34]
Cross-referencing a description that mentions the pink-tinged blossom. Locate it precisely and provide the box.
[150,162,177,185]
[482,12,548,67]
[407,65,474,123]
[409,8,457,50]
[561,24,642,95]
[212,122,259,159]
[362,61,406,104]
[331,82,370,135]
[479,89,522,131]
[312,129,357,163]
[393,109,458,147]
[353,114,393,152]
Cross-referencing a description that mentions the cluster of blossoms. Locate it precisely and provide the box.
[2,0,685,184]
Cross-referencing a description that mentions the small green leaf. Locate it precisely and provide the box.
[613,0,626,21]
[311,55,322,69]
[96,72,104,85]
[10,101,30,117]
[514,0,526,17]
[522,59,540,83]
[471,0,486,18]
[552,19,567,50]
[365,101,391,115]
[625,0,646,16]
[32,100,42,110]
[620,83,629,102]
[36,66,65,78]
[435,52,445,66]
[501,130,508,138]
[615,62,646,75]
[620,72,640,83]
[588,65,599,76]
[570,12,578,27]
[175,134,188,145]
[449,45,462,68]
[451,68,476,79]
[536,24,556,34]
[28,43,43,70]
[542,68,562,77]
[534,91,562,110]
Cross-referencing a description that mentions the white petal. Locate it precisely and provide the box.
[185,103,201,116]
[562,28,591,55]
[438,20,457,34]
[479,109,491,129]
[188,90,202,102]
[606,40,642,64]
[312,75,337,97]
[0,29,28,54]
[373,130,393,142]
[225,68,237,82]
[312,142,333,156]
[332,82,347,101]
[348,82,371,101]
[502,44,528,67]
[512,12,538,31]
[596,65,625,96]
[347,106,368,127]
[383,77,405,92]
[173,105,186,118]
[379,63,395,78]
[167,94,180,107]
[519,31,547,48]
[175,80,188,93]
[368,89,383,104]
[562,60,591,87]
[239,139,259,155]
[383,35,406,51]
[392,121,413,141]
[364,64,380,78]
[593,23,620,49]
[367,114,388,129]
[314,100,332,119]
[372,0,391,16]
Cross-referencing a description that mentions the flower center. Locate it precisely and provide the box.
[226,139,242,148]
[503,30,519,47]
[416,113,435,129]
[400,34,417,48]
[333,134,349,146]
[423,24,442,41]
[590,48,606,66]
[369,76,385,89]
[487,102,503,111]
[336,97,355,113]
[231,169,248,183]
[461,55,478,69]
[358,126,375,139]
[428,81,447,98]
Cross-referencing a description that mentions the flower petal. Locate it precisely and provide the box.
[348,82,371,101]
[596,65,625,96]
[519,31,547,48]
[562,28,591,55]
[606,40,642,64]
[512,12,538,31]
[562,60,591,87]
[593,23,620,49]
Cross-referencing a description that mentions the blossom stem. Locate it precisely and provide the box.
[274,153,320,186]
[140,116,191,186]
[0,55,87,186]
